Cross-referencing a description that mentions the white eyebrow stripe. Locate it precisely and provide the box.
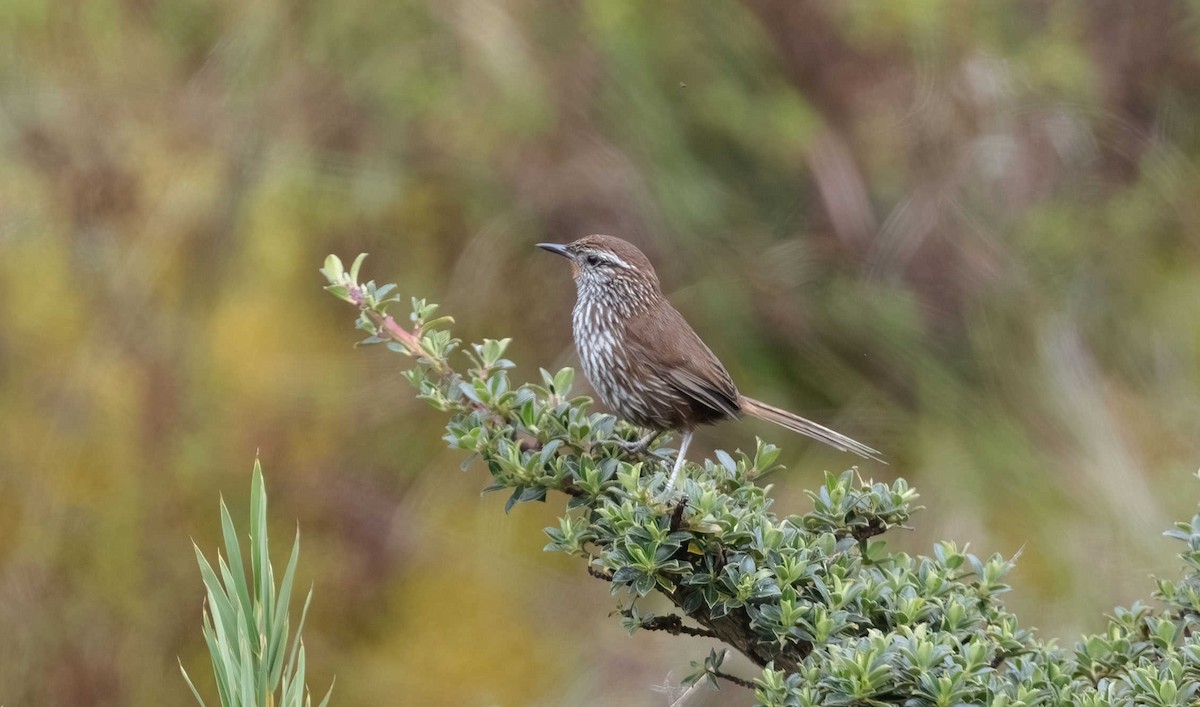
[605,253,631,269]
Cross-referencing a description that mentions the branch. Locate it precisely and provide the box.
[636,613,719,639]
[850,518,887,542]
[712,670,756,690]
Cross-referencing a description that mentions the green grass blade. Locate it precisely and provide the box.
[285,586,315,682]
[280,653,299,707]
[249,460,273,703]
[220,495,256,643]
[251,461,274,687]
[287,642,307,706]
[259,561,274,699]
[209,598,242,706]
[239,612,255,707]
[268,529,302,686]
[180,658,208,706]
[217,554,243,641]
[250,460,268,610]
[195,545,239,658]
[315,677,335,707]
[280,667,294,707]
[202,608,234,706]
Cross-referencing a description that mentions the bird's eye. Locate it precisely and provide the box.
[584,254,603,267]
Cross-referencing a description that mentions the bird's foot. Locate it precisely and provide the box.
[613,430,663,456]
[613,438,648,454]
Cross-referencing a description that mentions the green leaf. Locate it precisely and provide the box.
[268,529,302,686]
[505,486,523,514]
[316,677,336,707]
[349,252,368,283]
[553,367,574,395]
[321,254,344,282]
[219,496,255,649]
[324,284,351,303]
[179,659,207,706]
[375,283,397,300]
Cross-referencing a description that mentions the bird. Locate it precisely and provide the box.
[537,234,883,495]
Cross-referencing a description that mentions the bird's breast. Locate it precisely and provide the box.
[572,298,622,397]
[572,297,677,430]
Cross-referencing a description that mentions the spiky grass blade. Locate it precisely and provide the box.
[180,657,207,706]
[182,460,333,706]
[268,531,302,686]
[220,495,255,644]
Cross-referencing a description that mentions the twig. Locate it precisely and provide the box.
[670,496,689,532]
[712,669,756,690]
[639,613,719,639]
[850,518,887,543]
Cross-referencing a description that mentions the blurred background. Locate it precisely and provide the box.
[2,0,1200,704]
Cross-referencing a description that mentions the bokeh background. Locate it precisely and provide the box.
[3,1,1200,704]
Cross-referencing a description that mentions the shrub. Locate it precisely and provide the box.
[321,253,1200,706]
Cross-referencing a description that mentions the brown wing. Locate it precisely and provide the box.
[623,299,741,421]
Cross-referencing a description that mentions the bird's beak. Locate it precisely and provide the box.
[536,242,572,259]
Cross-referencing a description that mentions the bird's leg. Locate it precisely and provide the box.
[662,430,693,497]
[615,429,663,455]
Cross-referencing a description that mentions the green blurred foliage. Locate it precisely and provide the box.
[2,1,1200,704]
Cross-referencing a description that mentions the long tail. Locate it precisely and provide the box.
[738,396,885,464]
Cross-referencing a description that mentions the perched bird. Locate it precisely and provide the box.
[537,235,882,495]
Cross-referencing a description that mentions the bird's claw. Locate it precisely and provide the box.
[613,438,651,454]
[612,430,664,456]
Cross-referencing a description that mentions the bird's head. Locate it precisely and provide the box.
[536,235,661,296]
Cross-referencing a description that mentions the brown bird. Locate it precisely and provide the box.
[537,234,882,494]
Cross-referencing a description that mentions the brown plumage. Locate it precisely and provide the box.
[538,234,882,493]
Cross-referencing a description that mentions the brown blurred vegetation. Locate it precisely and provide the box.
[2,1,1200,704]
